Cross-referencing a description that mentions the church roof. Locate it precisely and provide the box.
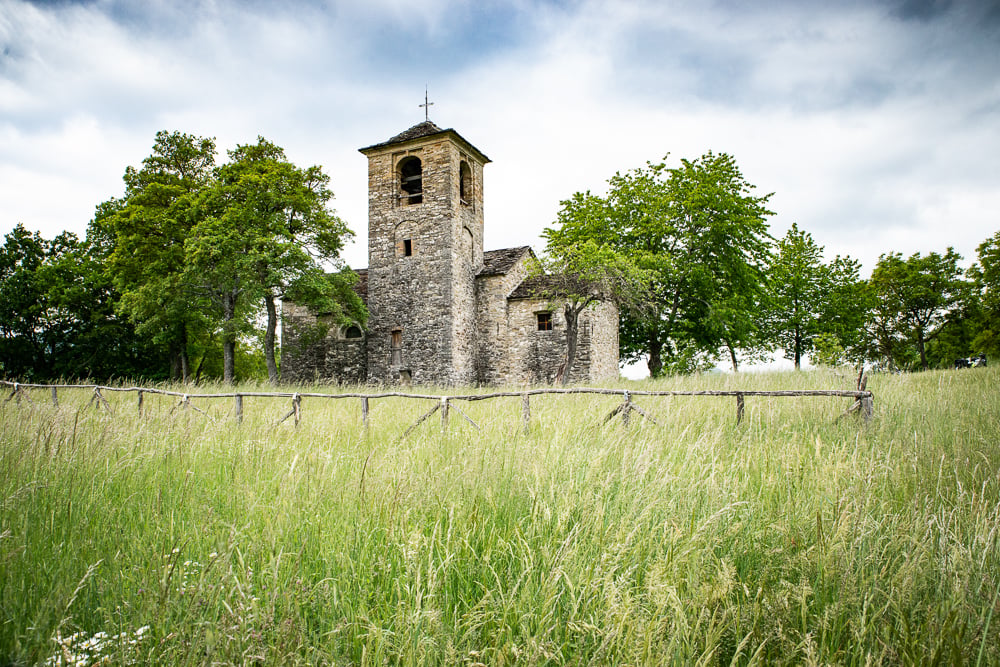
[478,246,534,277]
[508,274,563,300]
[508,273,605,301]
[385,121,444,144]
[359,121,491,163]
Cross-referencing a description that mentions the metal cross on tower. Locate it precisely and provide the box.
[419,87,434,122]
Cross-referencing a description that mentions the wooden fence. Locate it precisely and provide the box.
[1,379,875,436]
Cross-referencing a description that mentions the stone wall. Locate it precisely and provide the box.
[474,255,530,385]
[583,300,620,382]
[280,302,367,383]
[363,134,486,385]
[449,146,485,385]
[503,298,619,385]
[280,302,323,382]
[281,287,615,386]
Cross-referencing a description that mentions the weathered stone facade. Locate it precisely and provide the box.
[280,302,368,384]
[505,293,619,385]
[281,121,619,386]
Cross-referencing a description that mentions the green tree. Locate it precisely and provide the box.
[41,231,167,380]
[764,224,866,369]
[0,225,49,378]
[765,224,825,369]
[968,230,1000,359]
[923,291,981,368]
[704,264,773,372]
[188,137,364,383]
[545,152,773,376]
[0,224,165,381]
[868,249,967,371]
[822,255,869,365]
[100,131,362,384]
[100,130,218,381]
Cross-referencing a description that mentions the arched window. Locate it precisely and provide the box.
[459,160,472,205]
[399,157,422,205]
[345,325,363,339]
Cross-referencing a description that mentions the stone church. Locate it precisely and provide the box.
[281,120,619,385]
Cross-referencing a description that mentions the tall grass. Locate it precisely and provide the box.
[1,368,998,665]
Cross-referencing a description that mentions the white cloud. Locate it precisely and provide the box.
[1,0,998,278]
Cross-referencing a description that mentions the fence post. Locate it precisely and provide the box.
[234,394,243,423]
[861,394,874,423]
[736,393,745,424]
[361,396,369,431]
[292,394,302,427]
[137,390,144,415]
[92,387,112,414]
[441,397,449,433]
[521,393,530,433]
[51,386,58,407]
[622,390,631,426]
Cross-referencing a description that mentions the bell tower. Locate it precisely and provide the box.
[359,121,490,384]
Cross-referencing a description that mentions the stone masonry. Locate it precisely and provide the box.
[281,121,619,386]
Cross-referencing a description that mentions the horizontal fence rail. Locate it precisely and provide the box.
[1,380,875,436]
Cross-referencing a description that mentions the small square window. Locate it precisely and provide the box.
[537,312,552,331]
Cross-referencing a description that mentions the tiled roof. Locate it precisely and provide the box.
[386,121,444,144]
[359,122,491,163]
[478,246,534,277]
[358,121,445,152]
[508,274,565,300]
[508,273,602,301]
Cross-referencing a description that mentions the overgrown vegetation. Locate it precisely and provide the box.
[2,367,998,665]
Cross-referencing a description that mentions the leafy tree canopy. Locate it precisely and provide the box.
[868,249,968,371]
[0,224,167,381]
[765,224,866,369]
[98,131,364,383]
[967,231,1000,359]
[545,152,773,376]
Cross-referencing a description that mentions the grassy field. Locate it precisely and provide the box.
[1,367,999,665]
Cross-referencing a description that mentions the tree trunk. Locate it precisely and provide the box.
[170,326,191,383]
[264,291,279,384]
[179,325,190,383]
[222,291,237,384]
[794,326,802,370]
[726,341,739,372]
[917,328,929,371]
[193,355,205,385]
[648,335,663,378]
[562,304,580,385]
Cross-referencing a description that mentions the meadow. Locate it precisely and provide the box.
[1,367,998,665]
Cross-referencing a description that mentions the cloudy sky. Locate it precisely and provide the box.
[2,0,999,278]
